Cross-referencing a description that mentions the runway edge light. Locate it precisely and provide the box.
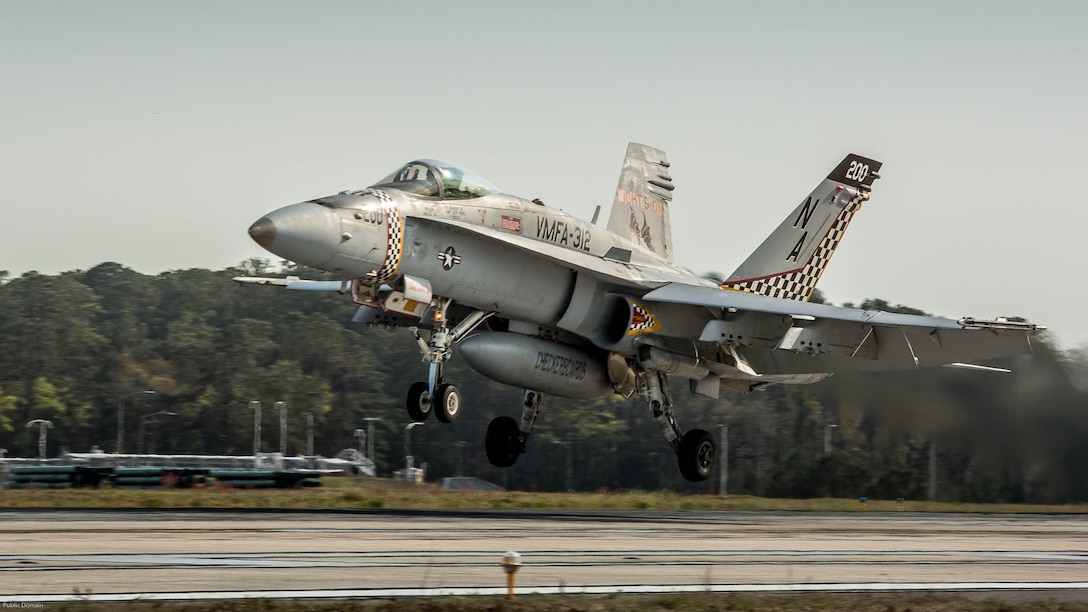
[501,551,522,599]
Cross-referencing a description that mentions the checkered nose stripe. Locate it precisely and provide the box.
[367,189,402,282]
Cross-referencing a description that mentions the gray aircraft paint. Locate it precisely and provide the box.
[243,146,1042,397]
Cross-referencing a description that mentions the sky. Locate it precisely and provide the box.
[2,1,1086,347]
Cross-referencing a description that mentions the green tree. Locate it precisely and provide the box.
[0,385,16,433]
[0,264,1084,502]
[0,273,106,426]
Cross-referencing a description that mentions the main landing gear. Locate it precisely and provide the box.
[485,390,541,468]
[399,296,714,483]
[405,299,491,424]
[643,370,715,482]
[480,371,714,483]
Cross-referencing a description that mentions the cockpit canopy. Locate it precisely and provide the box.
[372,159,500,200]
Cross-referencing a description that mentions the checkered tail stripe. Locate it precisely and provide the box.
[722,198,864,302]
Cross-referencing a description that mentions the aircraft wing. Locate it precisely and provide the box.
[643,282,1044,369]
[410,216,701,288]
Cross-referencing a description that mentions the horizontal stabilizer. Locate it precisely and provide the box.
[645,281,1042,369]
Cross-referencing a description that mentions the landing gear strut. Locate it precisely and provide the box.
[642,369,715,482]
[486,390,542,468]
[405,299,490,423]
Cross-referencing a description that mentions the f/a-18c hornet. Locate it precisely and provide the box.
[237,143,1045,482]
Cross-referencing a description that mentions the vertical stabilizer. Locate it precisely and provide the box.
[606,143,675,261]
[722,154,882,301]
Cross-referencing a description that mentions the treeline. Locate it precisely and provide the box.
[0,262,1085,503]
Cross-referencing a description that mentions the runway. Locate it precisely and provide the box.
[1,509,1086,603]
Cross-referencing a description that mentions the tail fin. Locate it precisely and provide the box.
[722,154,882,301]
[605,143,676,261]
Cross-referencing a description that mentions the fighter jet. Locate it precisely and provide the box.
[237,144,1044,482]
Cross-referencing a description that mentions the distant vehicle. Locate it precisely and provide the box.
[437,477,506,492]
[239,144,1044,483]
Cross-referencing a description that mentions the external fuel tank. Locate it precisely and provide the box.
[457,332,614,399]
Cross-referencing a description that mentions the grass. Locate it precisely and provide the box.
[38,592,1088,611]
[1,476,1087,513]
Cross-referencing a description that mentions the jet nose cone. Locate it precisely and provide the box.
[247,201,340,269]
[248,217,276,247]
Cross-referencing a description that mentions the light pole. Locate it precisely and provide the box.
[139,411,177,454]
[552,440,573,492]
[717,424,728,499]
[306,412,314,456]
[363,417,381,466]
[456,440,466,477]
[404,421,424,482]
[824,424,838,454]
[928,437,938,502]
[273,401,287,456]
[117,390,155,454]
[25,420,53,459]
[248,401,261,458]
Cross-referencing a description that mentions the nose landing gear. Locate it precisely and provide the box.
[406,381,432,421]
[404,300,491,424]
[434,383,462,423]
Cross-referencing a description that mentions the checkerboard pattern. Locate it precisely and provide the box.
[627,300,661,335]
[367,189,403,282]
[723,196,865,302]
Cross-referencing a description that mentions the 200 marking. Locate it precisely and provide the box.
[846,160,870,182]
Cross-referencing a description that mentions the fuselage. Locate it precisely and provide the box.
[250,185,714,330]
[242,148,1040,484]
[247,159,826,398]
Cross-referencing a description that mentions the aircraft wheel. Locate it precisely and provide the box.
[677,429,715,482]
[434,384,462,423]
[485,416,521,468]
[406,381,432,421]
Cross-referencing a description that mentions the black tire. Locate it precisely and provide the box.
[677,429,715,482]
[406,381,432,421]
[434,384,462,424]
[485,416,521,468]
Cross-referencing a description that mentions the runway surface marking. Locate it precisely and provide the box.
[4,582,1088,604]
[1,510,1084,601]
[3,549,1086,569]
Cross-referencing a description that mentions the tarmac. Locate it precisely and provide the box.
[1,509,1086,602]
